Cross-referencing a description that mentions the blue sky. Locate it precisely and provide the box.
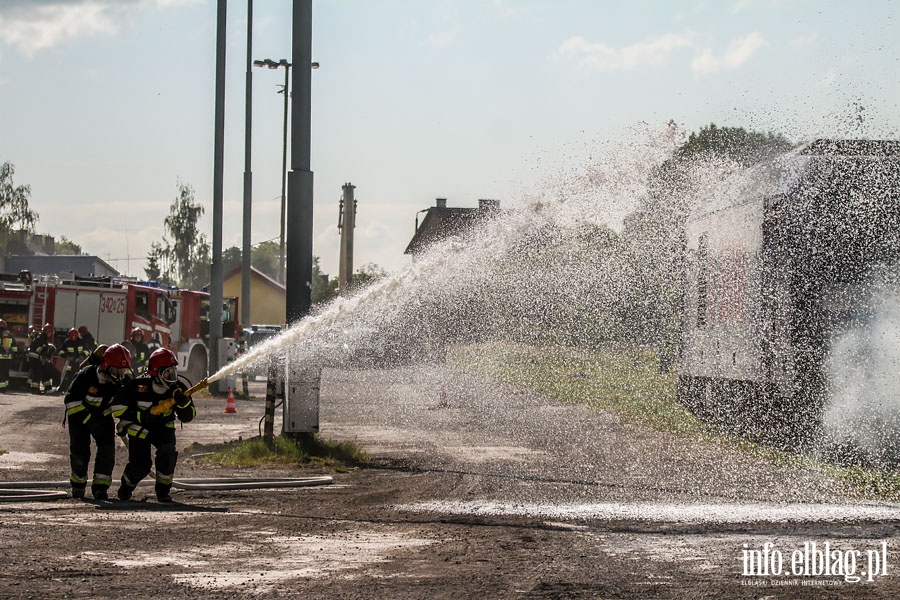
[1,0,898,278]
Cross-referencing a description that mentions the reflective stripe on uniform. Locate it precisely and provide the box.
[70,473,88,485]
[126,424,149,439]
[155,471,174,485]
[66,402,86,416]
[92,473,112,486]
[84,394,103,407]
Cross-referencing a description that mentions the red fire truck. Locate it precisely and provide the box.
[0,272,238,387]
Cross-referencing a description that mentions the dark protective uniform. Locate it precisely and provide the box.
[122,339,150,376]
[0,328,17,392]
[64,365,122,498]
[112,377,195,501]
[26,331,51,393]
[57,337,85,393]
[80,331,96,358]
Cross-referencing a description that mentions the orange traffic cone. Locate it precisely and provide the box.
[224,388,237,414]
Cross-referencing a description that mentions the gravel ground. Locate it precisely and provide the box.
[1,364,898,599]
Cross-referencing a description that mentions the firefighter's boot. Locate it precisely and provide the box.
[117,484,134,501]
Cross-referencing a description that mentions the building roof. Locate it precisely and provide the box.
[223,265,285,293]
[2,255,119,278]
[404,198,500,255]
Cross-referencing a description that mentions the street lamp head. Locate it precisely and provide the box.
[311,61,320,69]
[253,58,284,69]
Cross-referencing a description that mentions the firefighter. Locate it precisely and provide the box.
[41,342,61,391]
[78,325,96,358]
[26,323,54,394]
[0,320,16,393]
[123,327,151,376]
[64,344,132,500]
[113,348,195,503]
[55,328,85,394]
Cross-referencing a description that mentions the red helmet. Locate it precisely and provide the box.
[0,320,7,330]
[100,344,132,383]
[101,344,131,369]
[43,323,53,336]
[130,327,144,342]
[148,348,179,384]
[78,325,90,336]
[68,328,79,340]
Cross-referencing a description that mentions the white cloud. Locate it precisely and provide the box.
[0,0,200,56]
[0,2,118,55]
[554,33,693,72]
[691,31,767,77]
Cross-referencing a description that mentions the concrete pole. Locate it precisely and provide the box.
[338,183,356,296]
[286,0,313,324]
[278,63,291,284]
[240,0,253,331]
[209,0,227,383]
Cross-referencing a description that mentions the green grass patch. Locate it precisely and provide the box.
[193,434,367,471]
[450,342,705,436]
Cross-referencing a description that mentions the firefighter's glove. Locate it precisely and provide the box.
[173,388,188,406]
[150,397,176,415]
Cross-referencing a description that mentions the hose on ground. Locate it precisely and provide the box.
[0,475,333,502]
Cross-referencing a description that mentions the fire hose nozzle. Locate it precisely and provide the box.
[184,377,209,397]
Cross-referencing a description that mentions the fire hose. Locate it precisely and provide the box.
[0,476,334,502]
[1,377,333,502]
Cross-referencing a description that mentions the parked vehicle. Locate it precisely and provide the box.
[677,139,900,445]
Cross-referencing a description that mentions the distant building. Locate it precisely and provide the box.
[404,198,500,256]
[223,266,285,326]
[1,255,119,279]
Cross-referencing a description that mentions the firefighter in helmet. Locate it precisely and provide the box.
[26,323,54,394]
[0,320,17,393]
[64,343,133,500]
[55,328,85,394]
[78,325,96,358]
[123,327,150,376]
[112,348,195,503]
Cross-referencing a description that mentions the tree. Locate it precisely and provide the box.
[0,162,39,253]
[54,236,83,256]
[145,181,210,289]
[222,246,242,274]
[165,181,209,288]
[352,262,388,289]
[311,256,337,305]
[251,241,279,281]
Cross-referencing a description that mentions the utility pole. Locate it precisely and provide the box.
[281,0,319,438]
[286,0,313,324]
[209,0,226,386]
[337,183,356,296]
[278,61,291,284]
[241,0,253,332]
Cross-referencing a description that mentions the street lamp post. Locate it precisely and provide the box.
[253,58,292,284]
